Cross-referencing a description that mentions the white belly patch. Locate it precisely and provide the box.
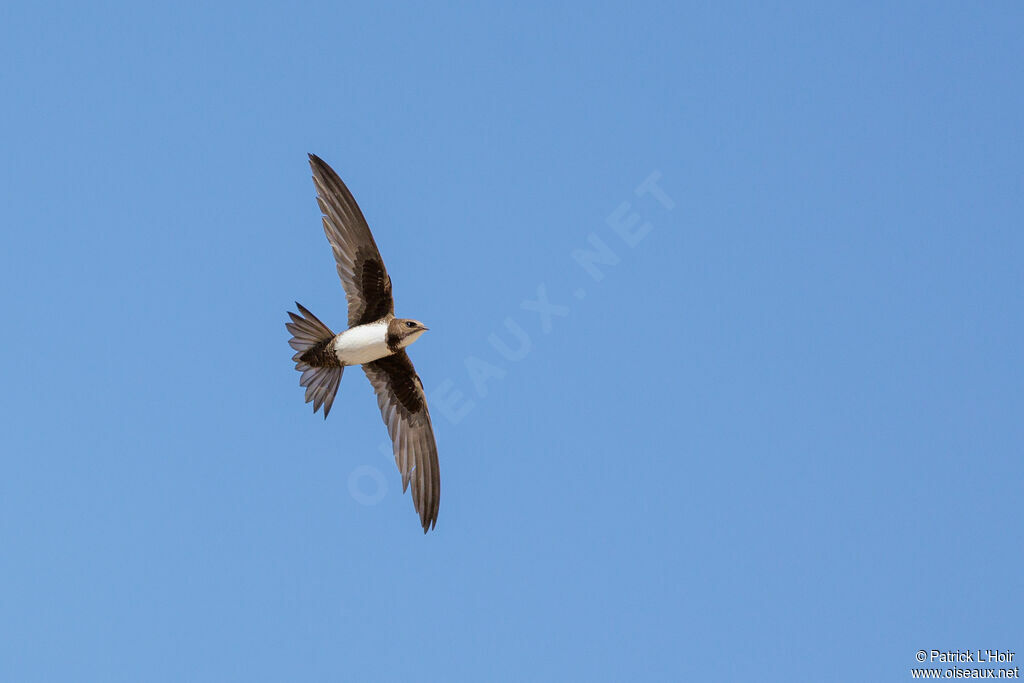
[333,322,391,365]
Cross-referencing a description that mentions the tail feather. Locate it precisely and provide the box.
[287,302,343,419]
[287,302,332,350]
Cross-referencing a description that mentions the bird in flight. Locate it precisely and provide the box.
[286,154,439,533]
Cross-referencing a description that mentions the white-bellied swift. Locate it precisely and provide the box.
[286,154,439,533]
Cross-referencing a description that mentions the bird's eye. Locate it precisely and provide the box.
[406,321,416,328]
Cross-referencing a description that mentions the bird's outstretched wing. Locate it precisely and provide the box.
[309,154,395,327]
[363,351,440,533]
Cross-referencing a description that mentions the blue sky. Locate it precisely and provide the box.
[2,2,1022,681]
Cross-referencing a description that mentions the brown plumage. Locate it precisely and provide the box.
[285,154,440,533]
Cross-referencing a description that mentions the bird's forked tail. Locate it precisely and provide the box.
[286,302,343,418]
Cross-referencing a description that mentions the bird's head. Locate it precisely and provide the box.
[388,318,429,349]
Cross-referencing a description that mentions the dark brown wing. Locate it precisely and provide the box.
[309,154,394,326]
[363,351,440,533]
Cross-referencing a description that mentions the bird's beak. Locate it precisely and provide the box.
[421,325,430,331]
